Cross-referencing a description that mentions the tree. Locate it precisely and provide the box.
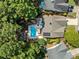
[0,16,20,46]
[0,0,47,59]
[0,41,27,59]
[0,0,40,45]
[0,39,47,59]
[0,0,39,20]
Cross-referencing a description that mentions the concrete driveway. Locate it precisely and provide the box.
[67,6,79,26]
[67,18,78,25]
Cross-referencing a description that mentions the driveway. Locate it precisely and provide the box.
[66,18,78,25]
[67,6,79,26]
[73,6,79,12]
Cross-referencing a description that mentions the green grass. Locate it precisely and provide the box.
[68,0,75,6]
[47,38,60,44]
[68,12,76,18]
[65,26,79,48]
[73,56,79,59]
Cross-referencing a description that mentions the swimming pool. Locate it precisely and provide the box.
[28,25,37,39]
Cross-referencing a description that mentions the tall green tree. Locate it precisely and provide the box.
[0,0,46,59]
[0,0,39,20]
[0,0,39,45]
[0,39,47,59]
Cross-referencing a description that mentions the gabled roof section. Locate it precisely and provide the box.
[41,15,67,38]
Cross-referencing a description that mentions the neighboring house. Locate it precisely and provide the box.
[39,0,73,12]
[47,42,73,59]
[41,15,67,38]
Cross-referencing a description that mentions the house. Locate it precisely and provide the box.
[41,15,67,38]
[39,0,73,12]
[47,42,73,59]
[28,15,67,39]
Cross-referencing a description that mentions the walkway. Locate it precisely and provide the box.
[70,48,79,57]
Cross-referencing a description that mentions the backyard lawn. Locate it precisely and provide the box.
[68,0,76,6]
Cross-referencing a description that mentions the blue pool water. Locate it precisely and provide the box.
[28,25,37,39]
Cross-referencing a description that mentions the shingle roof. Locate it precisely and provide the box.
[39,0,70,12]
[41,15,67,38]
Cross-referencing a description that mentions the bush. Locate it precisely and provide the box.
[63,12,68,16]
[65,26,79,48]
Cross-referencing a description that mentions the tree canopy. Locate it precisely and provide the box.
[0,0,46,59]
[0,0,40,20]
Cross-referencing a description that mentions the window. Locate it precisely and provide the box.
[43,32,50,36]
